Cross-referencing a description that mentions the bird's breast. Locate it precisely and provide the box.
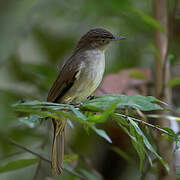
[61,49,105,103]
[81,49,105,87]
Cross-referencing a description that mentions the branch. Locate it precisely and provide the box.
[33,122,51,180]
[114,113,172,136]
[154,0,175,178]
[6,138,86,180]
[48,105,174,136]
[7,138,51,163]
[33,161,42,180]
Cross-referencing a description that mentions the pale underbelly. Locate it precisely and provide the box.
[60,49,105,103]
[61,66,104,103]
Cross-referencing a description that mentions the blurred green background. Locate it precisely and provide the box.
[0,0,180,179]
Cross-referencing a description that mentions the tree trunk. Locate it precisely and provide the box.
[153,0,175,179]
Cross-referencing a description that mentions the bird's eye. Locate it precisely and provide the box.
[101,39,106,43]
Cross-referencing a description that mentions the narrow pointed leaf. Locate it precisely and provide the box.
[0,158,39,173]
[92,126,112,143]
[128,118,169,172]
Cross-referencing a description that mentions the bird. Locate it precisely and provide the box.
[47,28,125,175]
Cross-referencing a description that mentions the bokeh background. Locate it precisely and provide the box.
[0,0,180,179]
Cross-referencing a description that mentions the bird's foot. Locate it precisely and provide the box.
[70,102,83,106]
[87,95,95,100]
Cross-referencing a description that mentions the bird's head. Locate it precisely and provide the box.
[75,28,125,52]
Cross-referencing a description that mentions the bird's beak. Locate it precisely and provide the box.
[112,35,126,41]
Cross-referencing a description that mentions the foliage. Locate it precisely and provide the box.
[11,94,180,178]
[0,159,39,174]
[0,0,180,179]
[168,77,180,87]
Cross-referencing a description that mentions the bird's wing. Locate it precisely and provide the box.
[47,57,80,103]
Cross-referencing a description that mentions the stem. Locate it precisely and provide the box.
[153,0,175,179]
[6,138,86,180]
[7,138,51,163]
[33,161,42,180]
[114,113,172,136]
[32,122,51,180]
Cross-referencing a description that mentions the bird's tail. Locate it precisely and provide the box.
[51,118,66,175]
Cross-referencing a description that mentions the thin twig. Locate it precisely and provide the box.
[114,113,172,136]
[7,138,51,163]
[33,122,51,180]
[44,105,174,136]
[33,161,42,180]
[6,138,86,180]
[0,151,24,161]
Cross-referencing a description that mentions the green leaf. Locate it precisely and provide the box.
[19,114,41,128]
[67,119,74,128]
[12,100,72,110]
[113,113,129,126]
[115,117,137,142]
[56,111,91,125]
[91,126,112,143]
[131,8,165,33]
[144,96,168,106]
[15,108,59,119]
[88,114,105,123]
[64,154,78,162]
[70,106,88,121]
[147,114,180,122]
[80,169,99,180]
[129,71,147,80]
[129,123,145,170]
[64,164,87,179]
[116,114,169,171]
[82,104,104,113]
[85,94,164,111]
[115,117,154,170]
[13,100,64,107]
[159,127,179,140]
[88,101,119,123]
[0,158,39,173]
[101,101,120,120]
[111,147,135,164]
[168,77,180,87]
[128,118,169,172]
[156,126,180,150]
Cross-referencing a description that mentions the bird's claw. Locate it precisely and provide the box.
[70,102,83,106]
[87,95,95,100]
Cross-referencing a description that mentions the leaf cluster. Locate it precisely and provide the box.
[11,94,180,175]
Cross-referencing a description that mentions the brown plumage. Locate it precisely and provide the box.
[47,28,125,175]
[75,28,115,52]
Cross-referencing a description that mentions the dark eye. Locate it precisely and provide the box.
[101,39,106,43]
